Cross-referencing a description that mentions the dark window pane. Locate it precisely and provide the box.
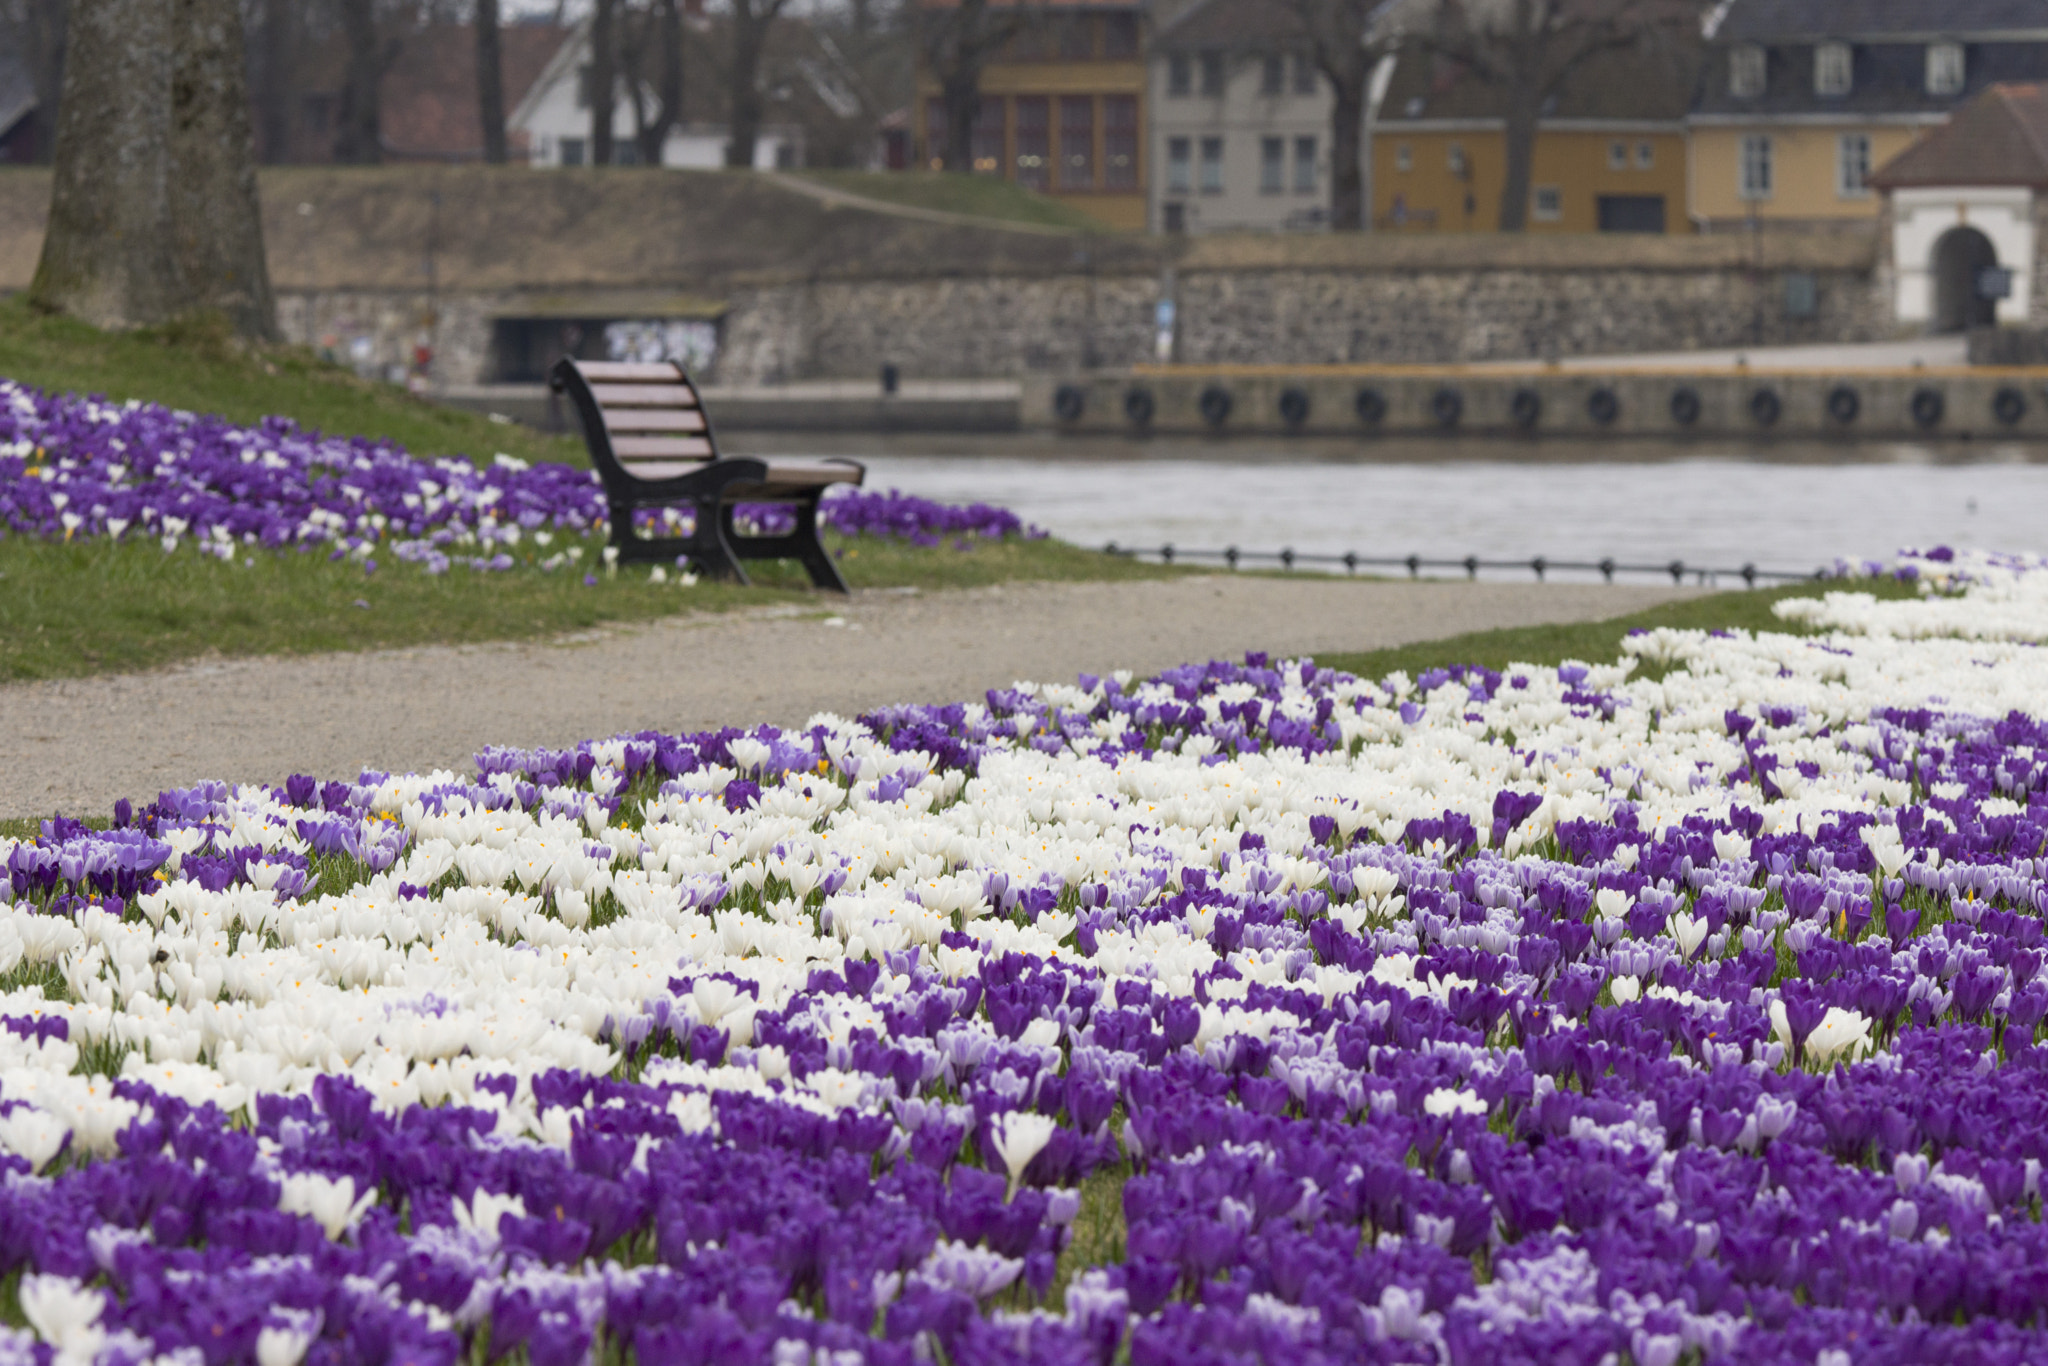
[1059,95,1094,189]
[1103,95,1138,189]
[1014,96,1050,189]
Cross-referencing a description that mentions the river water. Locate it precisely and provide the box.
[781,436,2048,581]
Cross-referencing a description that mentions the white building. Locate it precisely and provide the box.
[1148,0,1397,234]
[510,19,804,170]
[1873,83,2047,331]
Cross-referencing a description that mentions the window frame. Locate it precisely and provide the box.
[1199,51,1226,98]
[1261,55,1285,97]
[1293,135,1317,194]
[1730,44,1766,99]
[1608,140,1628,171]
[1739,133,1773,200]
[1395,142,1412,173]
[1814,41,1852,97]
[1199,135,1224,194]
[1165,135,1192,194]
[1531,186,1563,222]
[1926,41,1965,97]
[1259,136,1285,194]
[1293,53,1318,96]
[1636,141,1654,169]
[1167,53,1191,98]
[1836,132,1872,199]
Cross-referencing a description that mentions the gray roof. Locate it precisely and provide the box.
[1152,0,1308,54]
[1693,30,2048,118]
[0,53,35,137]
[1716,0,2048,42]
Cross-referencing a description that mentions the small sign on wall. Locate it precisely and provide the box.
[1977,267,2015,302]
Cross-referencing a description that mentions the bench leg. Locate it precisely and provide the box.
[790,494,850,594]
[693,501,750,585]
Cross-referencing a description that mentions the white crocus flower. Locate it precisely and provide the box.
[20,1276,105,1366]
[988,1110,1058,1200]
[277,1171,377,1240]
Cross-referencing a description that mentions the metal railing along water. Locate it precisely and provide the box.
[1100,544,1827,587]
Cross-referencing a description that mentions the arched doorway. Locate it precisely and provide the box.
[1932,225,1999,332]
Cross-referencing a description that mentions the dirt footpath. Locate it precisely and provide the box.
[0,576,1695,819]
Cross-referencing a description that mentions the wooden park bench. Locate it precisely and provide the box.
[550,358,864,592]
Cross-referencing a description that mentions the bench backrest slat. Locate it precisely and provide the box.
[571,361,686,382]
[588,382,703,408]
[612,435,716,460]
[603,409,707,434]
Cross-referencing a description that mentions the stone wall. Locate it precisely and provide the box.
[276,251,1891,387]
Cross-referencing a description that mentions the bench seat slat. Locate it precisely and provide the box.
[613,435,716,459]
[604,409,708,434]
[589,383,704,408]
[572,361,686,382]
[618,460,711,481]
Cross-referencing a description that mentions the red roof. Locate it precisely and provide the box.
[1873,83,2048,190]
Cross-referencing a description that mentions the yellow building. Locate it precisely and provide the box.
[1684,1,2041,230]
[914,0,1148,230]
[1371,40,1696,234]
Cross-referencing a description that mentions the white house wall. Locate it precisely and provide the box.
[1891,185,2036,324]
[1149,54,1343,233]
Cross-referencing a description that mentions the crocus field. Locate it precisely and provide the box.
[0,380,1030,573]
[13,383,2048,1366]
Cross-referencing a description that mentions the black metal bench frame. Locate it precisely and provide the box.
[550,358,863,593]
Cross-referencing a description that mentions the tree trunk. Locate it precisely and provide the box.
[476,0,508,163]
[335,0,385,163]
[31,0,276,338]
[167,0,278,336]
[940,73,979,173]
[589,0,616,164]
[1327,69,1365,230]
[25,0,68,164]
[254,0,298,162]
[725,11,765,168]
[29,0,176,326]
[627,0,682,166]
[1497,87,1539,231]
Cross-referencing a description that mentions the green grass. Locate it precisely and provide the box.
[0,295,586,468]
[790,169,1108,232]
[1315,577,1928,684]
[0,530,1178,683]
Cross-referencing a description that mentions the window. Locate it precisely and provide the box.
[1200,51,1225,97]
[1926,41,1964,96]
[1058,95,1094,189]
[1260,137,1285,193]
[1293,136,1316,193]
[1447,142,1467,175]
[1532,187,1563,221]
[1103,13,1138,59]
[1740,134,1772,199]
[974,96,1005,175]
[1608,140,1628,170]
[1636,141,1654,169]
[1837,132,1871,197]
[576,65,591,109]
[559,137,586,166]
[1396,143,1412,172]
[1057,17,1094,61]
[1014,96,1049,189]
[1168,54,1191,97]
[1262,55,1285,96]
[1815,42,1852,96]
[1294,53,1317,95]
[1199,136,1223,193]
[1103,95,1137,190]
[1730,44,1765,98]
[1166,136,1191,193]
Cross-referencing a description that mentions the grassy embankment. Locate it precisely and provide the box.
[787,170,1107,232]
[0,296,1174,682]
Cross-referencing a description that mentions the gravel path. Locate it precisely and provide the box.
[0,577,1695,819]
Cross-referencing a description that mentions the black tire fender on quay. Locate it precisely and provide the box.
[1994,386,2027,426]
[1749,388,1783,427]
[1669,387,1702,427]
[1199,384,1234,428]
[1355,387,1388,425]
[1053,384,1086,423]
[1278,387,1311,428]
[1586,387,1620,426]
[1509,387,1542,430]
[1910,387,1945,429]
[1431,386,1464,428]
[1826,385,1860,425]
[1123,386,1156,427]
